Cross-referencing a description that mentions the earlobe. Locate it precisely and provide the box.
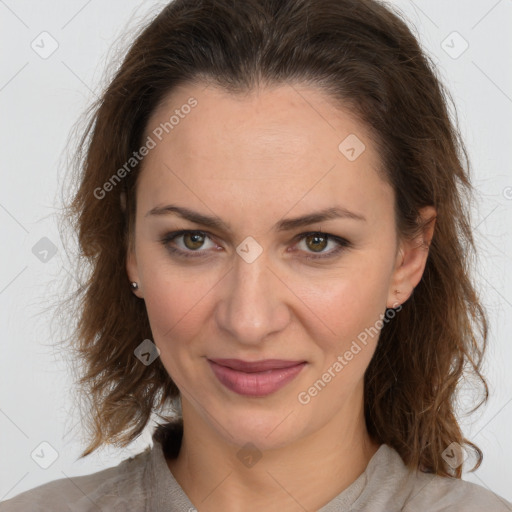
[126,248,142,297]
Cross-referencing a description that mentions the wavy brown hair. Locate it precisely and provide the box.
[57,0,488,477]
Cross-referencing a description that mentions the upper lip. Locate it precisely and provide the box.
[208,358,306,373]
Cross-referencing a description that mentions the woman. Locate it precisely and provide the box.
[1,0,510,510]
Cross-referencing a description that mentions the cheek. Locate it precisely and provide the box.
[293,269,391,405]
[141,277,207,385]
[142,273,205,343]
[136,241,209,334]
[136,250,189,344]
[137,251,219,377]
[304,253,393,360]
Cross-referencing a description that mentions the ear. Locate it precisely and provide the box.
[386,206,436,309]
[126,244,143,298]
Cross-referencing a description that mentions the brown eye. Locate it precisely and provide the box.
[182,232,206,250]
[304,233,328,253]
[294,232,352,260]
[160,230,217,259]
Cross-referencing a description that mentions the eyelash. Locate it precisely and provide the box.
[159,230,352,261]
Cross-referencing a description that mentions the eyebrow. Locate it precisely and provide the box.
[146,204,366,232]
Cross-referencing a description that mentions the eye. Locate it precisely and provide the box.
[293,232,352,260]
[160,230,218,258]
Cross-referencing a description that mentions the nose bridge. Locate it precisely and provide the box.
[216,249,289,345]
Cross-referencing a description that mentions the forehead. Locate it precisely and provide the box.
[138,82,393,227]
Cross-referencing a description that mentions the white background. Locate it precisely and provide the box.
[1,0,511,505]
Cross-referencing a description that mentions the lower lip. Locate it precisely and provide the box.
[208,360,306,397]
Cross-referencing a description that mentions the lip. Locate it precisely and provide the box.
[208,358,307,397]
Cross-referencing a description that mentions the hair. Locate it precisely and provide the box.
[57,0,488,477]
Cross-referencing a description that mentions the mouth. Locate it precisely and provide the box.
[207,358,307,397]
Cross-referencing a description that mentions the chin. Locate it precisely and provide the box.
[211,403,307,451]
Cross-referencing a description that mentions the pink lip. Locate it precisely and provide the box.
[208,358,306,397]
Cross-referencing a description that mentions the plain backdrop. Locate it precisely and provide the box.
[1,0,511,504]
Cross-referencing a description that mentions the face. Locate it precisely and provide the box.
[126,82,432,451]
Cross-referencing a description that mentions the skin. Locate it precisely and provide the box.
[126,82,436,511]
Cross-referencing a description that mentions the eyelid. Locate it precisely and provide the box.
[160,229,351,260]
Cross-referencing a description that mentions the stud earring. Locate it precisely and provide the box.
[131,282,139,290]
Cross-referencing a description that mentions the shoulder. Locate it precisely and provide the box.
[353,444,512,512]
[0,446,152,512]
[403,470,512,512]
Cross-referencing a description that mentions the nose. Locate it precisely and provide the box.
[215,249,291,347]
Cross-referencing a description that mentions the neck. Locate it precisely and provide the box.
[165,398,380,512]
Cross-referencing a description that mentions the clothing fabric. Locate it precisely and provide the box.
[1,421,510,511]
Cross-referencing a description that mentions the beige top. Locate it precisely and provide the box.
[1,422,510,511]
